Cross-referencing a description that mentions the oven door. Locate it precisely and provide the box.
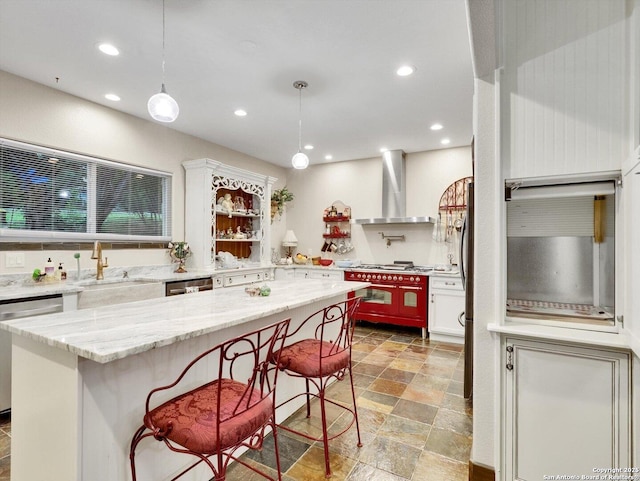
[397,284,426,320]
[354,284,396,316]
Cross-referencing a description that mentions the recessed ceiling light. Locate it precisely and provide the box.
[304,144,314,150]
[396,65,416,77]
[105,93,120,101]
[430,123,443,131]
[234,109,247,117]
[441,138,451,145]
[325,154,333,160]
[98,43,119,56]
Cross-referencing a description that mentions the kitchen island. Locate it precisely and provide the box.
[1,278,369,481]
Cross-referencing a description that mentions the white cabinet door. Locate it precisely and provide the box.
[274,268,294,280]
[294,269,310,279]
[428,276,464,343]
[504,338,630,481]
[501,0,628,178]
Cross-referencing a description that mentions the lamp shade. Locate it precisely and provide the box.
[148,84,179,123]
[282,230,298,246]
[291,152,309,170]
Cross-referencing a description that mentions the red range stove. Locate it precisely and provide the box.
[345,263,429,338]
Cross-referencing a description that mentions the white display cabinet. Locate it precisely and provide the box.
[182,159,277,269]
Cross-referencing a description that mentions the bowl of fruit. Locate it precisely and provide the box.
[293,253,309,264]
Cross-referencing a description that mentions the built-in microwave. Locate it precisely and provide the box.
[504,172,620,332]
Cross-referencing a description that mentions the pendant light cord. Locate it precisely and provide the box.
[161,0,166,85]
[297,86,303,152]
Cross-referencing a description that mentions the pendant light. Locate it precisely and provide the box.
[291,80,309,169]
[148,0,179,123]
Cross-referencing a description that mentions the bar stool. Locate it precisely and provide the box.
[129,318,290,481]
[272,297,362,478]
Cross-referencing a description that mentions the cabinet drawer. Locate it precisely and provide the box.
[308,270,342,280]
[223,271,265,287]
[430,276,463,290]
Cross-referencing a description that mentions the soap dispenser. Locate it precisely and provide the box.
[58,262,67,281]
[44,257,55,277]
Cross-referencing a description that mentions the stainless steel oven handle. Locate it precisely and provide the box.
[368,283,397,288]
[398,286,424,291]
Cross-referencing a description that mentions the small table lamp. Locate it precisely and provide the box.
[282,230,298,258]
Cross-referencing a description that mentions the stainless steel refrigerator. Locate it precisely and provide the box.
[460,181,474,399]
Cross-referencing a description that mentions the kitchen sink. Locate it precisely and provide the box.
[76,279,164,309]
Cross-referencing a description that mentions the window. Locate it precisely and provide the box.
[0,138,171,241]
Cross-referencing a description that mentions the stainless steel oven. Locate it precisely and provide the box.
[345,267,428,338]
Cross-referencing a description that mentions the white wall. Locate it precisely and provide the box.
[281,147,472,266]
[0,70,288,274]
[501,0,630,178]
[467,0,640,475]
[471,74,500,472]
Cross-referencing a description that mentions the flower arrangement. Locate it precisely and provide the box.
[271,186,294,222]
[168,241,192,273]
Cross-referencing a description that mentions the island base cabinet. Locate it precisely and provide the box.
[11,335,80,481]
[9,294,348,481]
[503,338,630,480]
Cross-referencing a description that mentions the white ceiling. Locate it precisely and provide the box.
[0,0,474,168]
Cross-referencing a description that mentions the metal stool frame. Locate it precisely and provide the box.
[129,318,290,481]
[274,297,362,478]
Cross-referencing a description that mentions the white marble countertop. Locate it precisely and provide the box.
[428,269,461,277]
[0,279,369,364]
[0,265,280,302]
[487,322,635,354]
[0,270,215,302]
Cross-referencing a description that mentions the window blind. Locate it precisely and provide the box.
[0,138,171,241]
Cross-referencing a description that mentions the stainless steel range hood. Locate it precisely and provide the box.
[352,149,435,225]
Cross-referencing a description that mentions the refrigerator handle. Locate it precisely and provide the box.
[459,214,466,290]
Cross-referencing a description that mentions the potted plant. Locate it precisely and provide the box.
[271,187,294,222]
[168,241,192,273]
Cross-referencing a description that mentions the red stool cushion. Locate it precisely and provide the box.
[277,339,349,377]
[144,378,272,454]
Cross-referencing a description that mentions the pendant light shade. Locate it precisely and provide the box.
[292,151,309,170]
[148,0,179,123]
[148,84,179,122]
[291,80,309,170]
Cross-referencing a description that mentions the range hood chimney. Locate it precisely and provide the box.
[352,149,435,225]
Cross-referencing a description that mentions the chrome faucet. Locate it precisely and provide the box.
[91,241,109,280]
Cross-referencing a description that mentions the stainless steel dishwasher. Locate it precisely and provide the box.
[165,277,214,296]
[0,294,64,413]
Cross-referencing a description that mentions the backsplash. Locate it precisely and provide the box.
[0,242,166,251]
[0,264,181,288]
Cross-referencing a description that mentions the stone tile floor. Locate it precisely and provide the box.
[0,322,471,481]
[0,412,8,481]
